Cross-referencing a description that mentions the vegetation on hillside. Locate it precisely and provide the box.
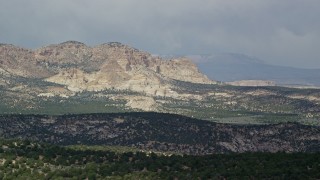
[1,75,320,125]
[1,139,320,179]
[1,113,319,154]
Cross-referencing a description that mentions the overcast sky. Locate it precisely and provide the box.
[0,0,319,68]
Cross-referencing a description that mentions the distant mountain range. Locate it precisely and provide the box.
[186,53,320,86]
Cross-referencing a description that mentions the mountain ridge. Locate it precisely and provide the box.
[0,41,214,97]
[188,53,320,86]
[1,41,320,124]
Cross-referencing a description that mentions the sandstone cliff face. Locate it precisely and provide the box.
[35,41,93,72]
[35,41,214,96]
[0,41,217,111]
[0,44,51,78]
[1,41,214,97]
[158,57,213,84]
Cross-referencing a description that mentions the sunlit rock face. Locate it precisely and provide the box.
[2,41,214,95]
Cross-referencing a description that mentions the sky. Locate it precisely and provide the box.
[0,0,319,69]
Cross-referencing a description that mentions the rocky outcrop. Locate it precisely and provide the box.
[41,42,214,96]
[0,41,214,97]
[0,44,51,78]
[158,57,213,84]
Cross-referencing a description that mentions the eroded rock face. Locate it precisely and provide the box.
[35,41,214,96]
[158,57,213,84]
[35,41,92,67]
[0,44,51,78]
[0,41,216,111]
[1,41,214,98]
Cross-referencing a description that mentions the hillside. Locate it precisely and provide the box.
[0,42,320,125]
[1,138,320,179]
[1,42,320,179]
[0,41,213,95]
[1,79,320,125]
[1,113,319,155]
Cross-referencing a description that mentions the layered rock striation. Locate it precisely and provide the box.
[1,41,214,97]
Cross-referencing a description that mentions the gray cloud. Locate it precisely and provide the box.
[0,0,319,68]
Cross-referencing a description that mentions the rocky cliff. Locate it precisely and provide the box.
[0,41,214,97]
[1,41,319,121]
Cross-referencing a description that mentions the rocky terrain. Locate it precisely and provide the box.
[0,41,219,112]
[0,113,319,155]
[0,41,213,97]
[0,41,320,125]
